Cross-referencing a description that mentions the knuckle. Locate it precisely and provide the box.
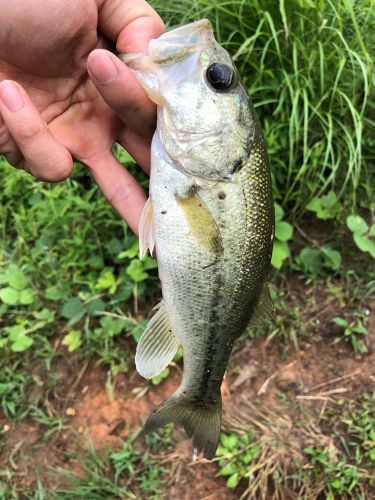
[17,121,45,144]
[108,182,134,206]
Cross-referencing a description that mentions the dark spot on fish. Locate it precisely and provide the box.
[161,210,167,215]
[218,191,226,200]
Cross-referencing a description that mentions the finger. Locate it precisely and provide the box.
[119,127,151,174]
[98,0,165,53]
[85,150,147,234]
[87,49,155,140]
[0,80,73,182]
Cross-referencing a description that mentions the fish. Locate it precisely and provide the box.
[121,19,274,460]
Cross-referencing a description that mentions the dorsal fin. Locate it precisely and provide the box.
[250,284,275,327]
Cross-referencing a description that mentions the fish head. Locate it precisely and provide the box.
[121,19,259,181]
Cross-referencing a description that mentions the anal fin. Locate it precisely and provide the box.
[138,197,155,259]
[135,301,180,379]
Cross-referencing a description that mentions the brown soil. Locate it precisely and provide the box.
[1,279,374,498]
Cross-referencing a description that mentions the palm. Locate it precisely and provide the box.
[0,0,164,232]
[0,0,120,162]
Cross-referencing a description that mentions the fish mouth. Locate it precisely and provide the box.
[121,20,214,65]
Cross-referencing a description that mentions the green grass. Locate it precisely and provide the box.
[51,432,166,499]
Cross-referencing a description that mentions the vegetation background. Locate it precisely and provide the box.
[0,0,374,498]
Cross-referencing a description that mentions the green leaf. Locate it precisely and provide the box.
[11,336,33,352]
[297,247,323,275]
[369,224,375,237]
[321,191,338,209]
[226,472,239,488]
[99,316,128,336]
[151,367,170,385]
[107,238,123,256]
[306,192,341,220]
[0,287,20,305]
[8,325,33,352]
[62,330,82,352]
[271,240,289,269]
[34,308,55,323]
[275,221,293,242]
[8,325,26,341]
[306,197,321,213]
[330,480,343,490]
[0,273,8,285]
[95,270,120,294]
[142,256,158,270]
[346,215,368,235]
[87,298,106,315]
[45,286,63,301]
[7,267,28,290]
[126,259,148,282]
[332,317,347,328]
[19,289,35,305]
[88,255,104,269]
[60,297,85,322]
[219,463,235,476]
[321,246,341,271]
[116,148,136,165]
[353,234,375,258]
[274,203,284,222]
[352,324,367,335]
[118,240,139,259]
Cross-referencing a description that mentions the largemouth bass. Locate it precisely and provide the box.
[122,19,274,459]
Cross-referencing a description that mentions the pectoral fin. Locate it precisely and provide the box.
[176,191,223,256]
[135,301,180,379]
[139,197,155,259]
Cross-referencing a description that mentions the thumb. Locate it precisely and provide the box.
[97,0,165,53]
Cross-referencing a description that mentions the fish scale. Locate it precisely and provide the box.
[121,19,274,459]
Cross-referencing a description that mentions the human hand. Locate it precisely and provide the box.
[0,0,164,233]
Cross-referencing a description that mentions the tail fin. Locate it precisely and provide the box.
[144,394,222,459]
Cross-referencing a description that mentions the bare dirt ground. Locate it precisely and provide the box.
[2,279,374,498]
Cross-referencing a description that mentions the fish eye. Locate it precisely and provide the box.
[206,63,236,92]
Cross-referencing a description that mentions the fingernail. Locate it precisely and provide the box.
[89,51,119,84]
[0,81,24,112]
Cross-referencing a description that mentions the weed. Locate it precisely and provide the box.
[271,203,293,269]
[332,314,369,353]
[52,431,166,499]
[346,215,375,259]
